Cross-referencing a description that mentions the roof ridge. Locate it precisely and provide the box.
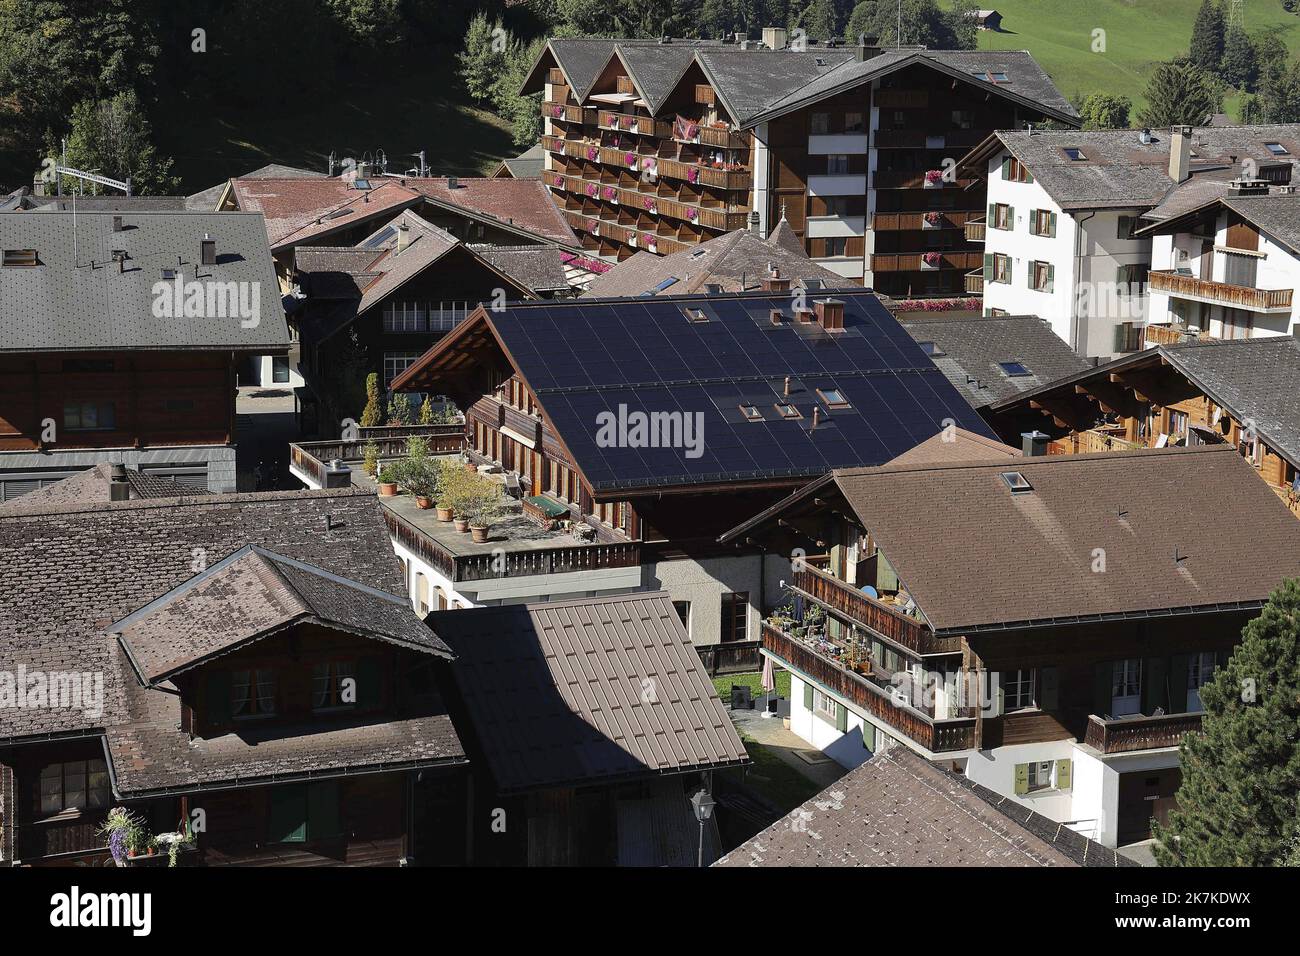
[833,442,1232,479]
[0,485,371,521]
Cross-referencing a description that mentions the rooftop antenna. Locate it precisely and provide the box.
[328,151,336,176]
[411,150,427,177]
[376,148,387,174]
[897,0,902,47]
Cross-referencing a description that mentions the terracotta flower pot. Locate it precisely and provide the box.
[469,525,489,544]
[463,463,477,473]
[415,496,433,510]
[378,482,398,497]
[454,517,470,533]
[436,507,453,522]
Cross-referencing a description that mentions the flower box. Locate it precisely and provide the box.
[602,186,617,202]
[921,252,943,270]
[625,151,638,169]
[586,146,599,161]
[923,169,944,189]
[923,212,943,229]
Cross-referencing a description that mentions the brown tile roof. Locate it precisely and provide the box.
[715,748,1131,867]
[0,463,211,513]
[229,177,421,248]
[885,428,1019,467]
[828,445,1300,633]
[400,176,577,245]
[430,592,749,793]
[115,545,451,685]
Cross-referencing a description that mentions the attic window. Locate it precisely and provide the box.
[352,179,372,190]
[817,387,850,409]
[161,268,176,280]
[999,361,1031,377]
[775,402,802,420]
[1000,471,1033,493]
[919,341,945,357]
[682,306,709,323]
[364,225,397,248]
[1063,147,1087,161]
[972,70,1010,84]
[739,404,764,422]
[1266,142,1290,156]
[2,249,38,267]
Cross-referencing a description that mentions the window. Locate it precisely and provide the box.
[822,236,847,257]
[63,401,116,431]
[1116,215,1138,240]
[312,661,356,711]
[774,402,802,420]
[1063,147,1087,161]
[383,351,422,385]
[1000,470,1032,492]
[272,356,290,384]
[720,592,749,643]
[987,253,1012,284]
[810,112,830,134]
[844,112,865,133]
[1026,761,1054,792]
[813,689,840,723]
[739,404,764,422]
[268,781,341,844]
[382,302,427,333]
[1111,658,1142,716]
[672,600,691,635]
[1265,142,1289,156]
[232,669,276,719]
[1016,759,1070,795]
[1004,669,1036,710]
[1030,209,1056,237]
[2,248,38,267]
[973,70,1010,84]
[1188,651,1217,711]
[1030,260,1054,292]
[1001,156,1033,182]
[918,341,944,357]
[951,109,974,129]
[891,110,906,130]
[817,387,850,409]
[990,203,1012,230]
[822,196,851,217]
[1117,263,1148,295]
[826,154,850,174]
[39,760,110,816]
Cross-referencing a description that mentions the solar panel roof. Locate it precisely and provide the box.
[478,291,1000,492]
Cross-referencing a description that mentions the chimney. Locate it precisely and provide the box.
[795,304,815,324]
[200,235,216,265]
[109,463,130,501]
[814,298,844,331]
[447,176,460,190]
[1169,125,1193,183]
[762,26,787,50]
[748,210,761,234]
[855,34,883,61]
[396,220,411,254]
[112,215,124,233]
[769,308,784,326]
[1021,430,1050,457]
[760,266,791,293]
[323,458,352,490]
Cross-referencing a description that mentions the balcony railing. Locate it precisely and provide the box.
[871,252,984,273]
[551,172,748,231]
[1149,270,1293,312]
[964,217,986,242]
[290,425,464,487]
[964,269,984,294]
[561,209,693,256]
[763,624,976,752]
[791,564,959,656]
[872,170,976,190]
[1047,429,1144,456]
[1083,712,1203,754]
[543,101,596,125]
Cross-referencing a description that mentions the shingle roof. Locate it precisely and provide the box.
[0,210,289,353]
[392,290,999,494]
[26,195,190,212]
[884,427,1019,467]
[495,144,546,180]
[470,243,572,293]
[0,487,409,743]
[827,446,1300,633]
[229,177,421,248]
[581,226,845,298]
[114,545,451,685]
[898,314,1092,407]
[696,48,857,125]
[399,177,578,245]
[715,748,1133,867]
[973,125,1300,210]
[430,592,748,794]
[0,463,211,512]
[1220,192,1300,256]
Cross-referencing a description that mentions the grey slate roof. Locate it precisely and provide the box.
[615,44,703,113]
[25,195,190,212]
[1220,192,1300,257]
[470,243,572,293]
[496,144,546,180]
[0,463,211,512]
[696,48,857,125]
[715,748,1133,867]
[430,592,749,794]
[897,313,1091,407]
[114,545,452,685]
[582,225,846,298]
[0,210,289,353]
[975,125,1300,210]
[0,487,410,743]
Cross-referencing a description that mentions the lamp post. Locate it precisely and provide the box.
[690,786,717,868]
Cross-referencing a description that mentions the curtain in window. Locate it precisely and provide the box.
[255,669,275,713]
[231,671,251,717]
[312,662,331,709]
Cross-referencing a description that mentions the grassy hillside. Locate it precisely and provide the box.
[945,0,1300,118]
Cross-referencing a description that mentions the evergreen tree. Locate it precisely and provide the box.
[360,373,383,427]
[1188,0,1226,73]
[1078,92,1131,129]
[1257,59,1300,123]
[1137,61,1222,128]
[1155,580,1300,866]
[798,0,839,40]
[839,0,972,50]
[1220,26,1258,91]
[457,12,507,106]
[58,91,179,194]
[492,37,548,149]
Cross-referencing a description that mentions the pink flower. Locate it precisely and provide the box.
[924,170,944,185]
[586,184,597,196]
[586,147,598,161]
[922,252,943,266]
[553,175,564,187]
[625,151,637,166]
[642,158,656,170]
[688,208,698,221]
[551,105,563,118]
[602,187,616,200]
[687,168,699,184]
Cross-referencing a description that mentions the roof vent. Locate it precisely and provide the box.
[447,176,460,190]
[1021,431,1049,457]
[200,235,216,266]
[1138,128,1152,145]
[112,215,124,232]
[109,463,130,502]
[1000,471,1033,493]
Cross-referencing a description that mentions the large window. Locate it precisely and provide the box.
[39,759,110,816]
[232,669,276,719]
[383,351,422,386]
[1003,669,1036,711]
[63,401,116,431]
[1111,658,1142,716]
[826,154,850,174]
[720,592,749,643]
[382,302,426,333]
[312,661,356,711]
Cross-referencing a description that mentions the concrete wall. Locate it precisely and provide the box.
[0,444,236,494]
[642,551,785,646]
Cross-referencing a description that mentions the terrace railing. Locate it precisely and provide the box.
[1083,712,1203,754]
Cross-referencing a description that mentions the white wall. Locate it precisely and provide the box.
[788,673,879,771]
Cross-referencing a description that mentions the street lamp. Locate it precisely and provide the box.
[690,786,717,868]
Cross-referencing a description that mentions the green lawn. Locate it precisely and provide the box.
[712,669,791,702]
[944,0,1300,119]
[735,730,824,812]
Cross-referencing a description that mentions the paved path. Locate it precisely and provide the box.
[727,705,848,791]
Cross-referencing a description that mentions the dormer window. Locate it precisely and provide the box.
[313,661,357,710]
[1063,147,1087,161]
[232,669,277,719]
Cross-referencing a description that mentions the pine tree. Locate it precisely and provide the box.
[1220,26,1258,91]
[360,373,383,428]
[1154,579,1300,866]
[457,12,506,106]
[1137,61,1222,128]
[1078,92,1131,130]
[1189,0,1226,73]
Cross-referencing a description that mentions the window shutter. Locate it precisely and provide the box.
[862,720,876,752]
[1169,654,1190,712]
[205,670,231,727]
[835,702,848,733]
[1008,205,1015,227]
[1049,212,1057,237]
[803,681,813,711]
[307,781,341,839]
[1141,656,1166,714]
[357,656,382,709]
[1046,263,1055,293]
[1001,156,1011,179]
[1093,662,1112,717]
[269,785,308,843]
[988,202,996,225]
[1013,763,1029,795]
[1055,759,1072,791]
[995,678,1005,717]
[984,252,993,281]
[1039,666,1059,711]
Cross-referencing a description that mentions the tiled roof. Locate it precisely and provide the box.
[0,488,409,743]
[229,177,421,248]
[495,144,546,180]
[186,162,327,211]
[715,748,1132,867]
[114,545,451,685]
[885,427,1019,466]
[0,210,289,353]
[1220,192,1300,257]
[470,243,573,293]
[827,446,1300,633]
[0,463,211,512]
[898,314,1092,407]
[399,176,578,245]
[581,226,845,298]
[430,592,748,794]
[26,195,190,212]
[696,48,857,125]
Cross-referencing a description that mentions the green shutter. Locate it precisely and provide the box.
[1055,759,1072,791]
[862,720,876,752]
[307,781,341,839]
[983,252,993,281]
[1049,212,1057,237]
[1007,205,1014,228]
[269,785,308,843]
[1039,666,1059,711]
[1000,156,1011,179]
[205,670,231,727]
[1013,763,1029,795]
[803,681,814,710]
[1046,263,1055,293]
[1142,656,1167,714]
[1169,654,1191,713]
[988,202,996,226]
[1093,662,1112,717]
[357,656,381,709]
[835,701,848,733]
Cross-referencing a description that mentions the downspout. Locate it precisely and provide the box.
[1072,211,1096,355]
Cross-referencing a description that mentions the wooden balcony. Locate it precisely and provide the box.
[694,84,716,106]
[1149,269,1293,312]
[289,425,464,488]
[1083,712,1203,754]
[873,89,929,108]
[873,210,983,232]
[596,110,673,138]
[1142,323,1216,347]
[762,624,976,753]
[964,217,986,242]
[964,269,984,294]
[791,564,959,656]
[561,208,696,256]
[542,101,595,125]
[872,129,985,150]
[1047,428,1144,456]
[16,815,108,862]
[871,252,984,273]
[872,170,976,190]
[551,172,748,232]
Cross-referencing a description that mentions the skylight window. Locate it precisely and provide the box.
[775,402,802,420]
[1063,147,1087,161]
[682,306,709,323]
[919,341,945,356]
[363,225,397,248]
[739,404,764,422]
[1000,471,1033,493]
[999,361,1032,377]
[1266,142,1290,156]
[2,249,38,267]
[352,179,372,190]
[817,388,850,409]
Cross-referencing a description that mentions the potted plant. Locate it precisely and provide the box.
[98,806,146,867]
[434,460,462,521]
[924,169,944,188]
[362,442,380,479]
[467,484,506,543]
[922,251,943,269]
[377,465,400,497]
